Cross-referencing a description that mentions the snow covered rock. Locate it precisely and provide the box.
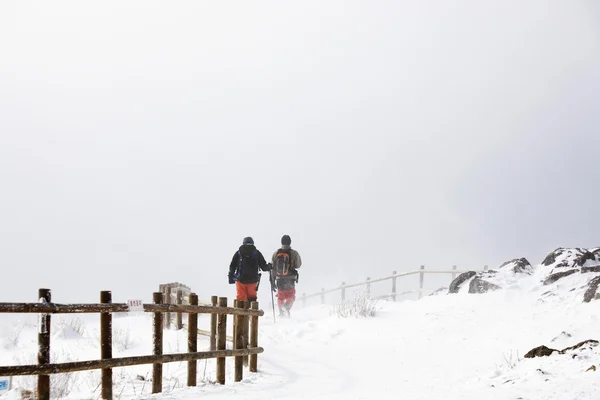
[524,340,599,358]
[468,276,501,294]
[542,269,578,285]
[499,257,532,274]
[542,247,600,271]
[583,276,600,303]
[448,271,476,294]
[448,258,530,294]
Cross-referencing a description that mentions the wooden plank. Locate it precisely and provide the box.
[0,303,264,316]
[210,296,218,350]
[100,291,112,400]
[0,348,264,376]
[187,293,198,387]
[249,302,259,373]
[216,297,228,385]
[234,301,243,382]
[152,292,163,394]
[37,288,51,400]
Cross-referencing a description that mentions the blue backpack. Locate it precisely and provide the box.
[235,250,258,280]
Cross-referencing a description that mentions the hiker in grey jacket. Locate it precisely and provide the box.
[271,235,302,317]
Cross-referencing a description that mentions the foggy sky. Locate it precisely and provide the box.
[1,1,599,305]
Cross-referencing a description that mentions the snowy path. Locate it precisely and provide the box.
[3,282,600,400]
[140,288,600,400]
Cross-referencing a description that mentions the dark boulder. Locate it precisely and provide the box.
[448,271,476,294]
[524,345,558,358]
[525,340,599,358]
[560,339,599,353]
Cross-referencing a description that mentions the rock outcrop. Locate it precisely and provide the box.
[524,340,599,358]
[448,271,476,294]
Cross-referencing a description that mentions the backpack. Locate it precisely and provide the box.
[274,249,292,278]
[235,250,257,279]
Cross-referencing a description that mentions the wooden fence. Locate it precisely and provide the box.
[301,265,488,306]
[0,289,264,400]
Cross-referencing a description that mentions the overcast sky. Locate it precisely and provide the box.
[1,1,599,305]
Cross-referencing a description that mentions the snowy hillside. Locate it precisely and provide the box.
[2,248,600,399]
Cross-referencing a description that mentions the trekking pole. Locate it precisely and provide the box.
[269,269,276,323]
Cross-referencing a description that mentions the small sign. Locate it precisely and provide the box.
[0,377,11,392]
[127,300,144,312]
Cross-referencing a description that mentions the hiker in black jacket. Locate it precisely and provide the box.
[228,237,271,302]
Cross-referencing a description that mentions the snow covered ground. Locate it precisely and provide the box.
[2,260,600,400]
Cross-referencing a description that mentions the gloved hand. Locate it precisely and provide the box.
[228,274,235,284]
[266,262,273,271]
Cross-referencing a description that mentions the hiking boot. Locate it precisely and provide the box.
[278,308,285,317]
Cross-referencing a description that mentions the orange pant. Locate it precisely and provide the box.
[235,281,258,301]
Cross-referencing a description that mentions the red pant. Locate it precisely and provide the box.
[277,288,296,309]
[236,282,258,301]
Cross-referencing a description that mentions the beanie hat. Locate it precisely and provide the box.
[243,237,254,245]
[281,235,291,246]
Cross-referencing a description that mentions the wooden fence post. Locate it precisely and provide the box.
[302,293,306,307]
[392,271,397,302]
[232,300,238,354]
[152,292,163,394]
[37,288,51,400]
[234,301,244,382]
[210,295,218,351]
[320,288,325,305]
[452,265,457,281]
[177,289,184,330]
[187,293,198,387]
[249,301,259,373]
[341,283,346,302]
[216,297,228,385]
[165,286,172,329]
[100,291,113,400]
[418,265,425,299]
[366,277,371,297]
[243,301,249,367]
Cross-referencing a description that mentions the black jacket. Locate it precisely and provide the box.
[229,244,269,284]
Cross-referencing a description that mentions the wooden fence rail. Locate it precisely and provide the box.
[0,289,264,400]
[301,265,489,306]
